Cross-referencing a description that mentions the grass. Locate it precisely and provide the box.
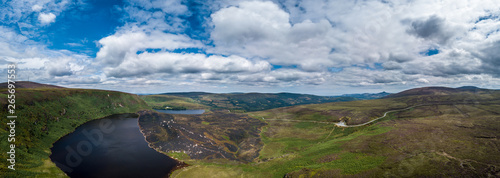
[140,95,209,110]
[167,151,191,160]
[172,165,245,178]
[170,119,393,177]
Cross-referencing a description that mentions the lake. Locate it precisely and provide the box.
[50,114,178,178]
[155,109,205,114]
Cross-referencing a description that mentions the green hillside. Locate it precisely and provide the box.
[0,86,150,177]
[140,95,209,110]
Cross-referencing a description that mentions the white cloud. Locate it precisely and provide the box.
[210,1,339,70]
[1,0,69,26]
[105,52,271,78]
[32,5,43,12]
[96,31,204,66]
[211,1,290,45]
[38,12,56,24]
[417,78,430,84]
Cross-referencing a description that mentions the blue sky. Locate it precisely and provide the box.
[1,0,500,95]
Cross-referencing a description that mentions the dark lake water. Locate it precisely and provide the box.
[155,109,205,114]
[50,114,178,178]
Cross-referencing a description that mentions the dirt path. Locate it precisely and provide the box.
[262,105,422,128]
[264,118,338,124]
[261,102,482,128]
[334,105,421,127]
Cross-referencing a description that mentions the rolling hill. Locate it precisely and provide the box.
[0,81,63,89]
[383,86,492,98]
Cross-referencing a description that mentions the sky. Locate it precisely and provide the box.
[1,0,500,95]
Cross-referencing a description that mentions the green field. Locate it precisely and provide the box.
[140,95,209,110]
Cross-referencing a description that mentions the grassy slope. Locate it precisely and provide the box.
[140,95,209,110]
[171,90,500,177]
[0,88,149,177]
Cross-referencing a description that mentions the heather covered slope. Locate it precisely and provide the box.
[138,110,266,163]
[383,86,493,99]
[0,85,149,177]
[0,81,63,89]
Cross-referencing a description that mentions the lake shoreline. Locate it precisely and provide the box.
[136,109,190,176]
[50,112,179,178]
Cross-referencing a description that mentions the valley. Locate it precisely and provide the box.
[140,92,359,112]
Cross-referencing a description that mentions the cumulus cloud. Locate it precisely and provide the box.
[210,1,338,70]
[211,1,290,45]
[38,12,56,24]
[1,0,69,28]
[96,31,204,66]
[105,52,271,78]
[406,15,455,44]
[477,41,500,77]
[32,5,43,12]
[0,25,93,83]
[44,57,87,77]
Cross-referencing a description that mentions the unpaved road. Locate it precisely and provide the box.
[262,105,423,127]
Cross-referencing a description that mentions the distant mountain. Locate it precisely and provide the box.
[340,91,391,100]
[153,92,356,111]
[0,81,64,88]
[161,92,213,97]
[383,86,491,98]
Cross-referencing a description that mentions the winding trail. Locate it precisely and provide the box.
[262,104,424,128]
[334,104,422,127]
[260,102,482,128]
[264,118,338,125]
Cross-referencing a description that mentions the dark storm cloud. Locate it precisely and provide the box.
[381,61,402,70]
[388,53,414,63]
[428,62,481,77]
[477,41,500,77]
[372,77,400,84]
[407,15,454,44]
[48,69,73,76]
[108,67,154,78]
